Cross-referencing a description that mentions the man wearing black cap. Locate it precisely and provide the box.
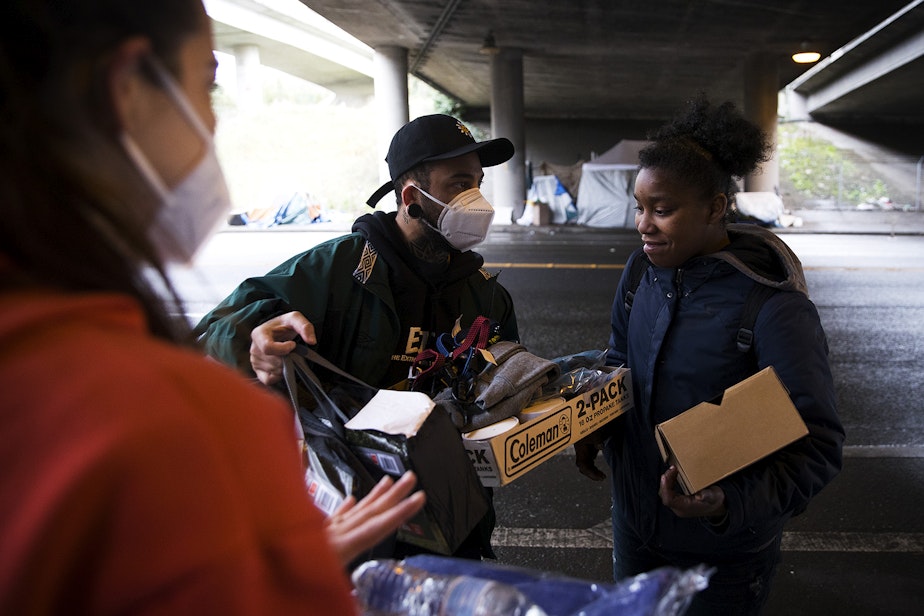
[194,114,519,559]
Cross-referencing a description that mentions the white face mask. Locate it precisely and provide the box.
[413,186,495,251]
[121,58,231,264]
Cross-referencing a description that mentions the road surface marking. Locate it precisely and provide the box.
[491,527,924,552]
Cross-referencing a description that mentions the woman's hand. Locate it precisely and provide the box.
[324,471,426,567]
[658,465,726,520]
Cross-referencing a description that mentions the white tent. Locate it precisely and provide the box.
[575,140,650,228]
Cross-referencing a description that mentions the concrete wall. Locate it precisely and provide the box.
[523,118,657,168]
[467,117,656,168]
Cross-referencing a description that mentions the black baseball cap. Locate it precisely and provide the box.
[365,114,514,207]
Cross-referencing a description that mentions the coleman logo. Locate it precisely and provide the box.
[505,410,571,476]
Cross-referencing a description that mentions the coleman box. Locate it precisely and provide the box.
[654,366,808,495]
[462,366,633,487]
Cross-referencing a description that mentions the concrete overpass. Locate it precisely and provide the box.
[206,0,924,218]
[204,0,374,105]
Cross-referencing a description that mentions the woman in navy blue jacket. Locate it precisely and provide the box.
[576,97,845,615]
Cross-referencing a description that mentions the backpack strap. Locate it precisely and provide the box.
[622,253,777,354]
[623,254,651,313]
[735,283,778,353]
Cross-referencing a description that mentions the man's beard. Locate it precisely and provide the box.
[408,198,453,264]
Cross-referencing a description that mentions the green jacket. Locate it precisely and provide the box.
[194,232,519,388]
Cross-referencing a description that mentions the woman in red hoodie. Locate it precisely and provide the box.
[0,2,423,614]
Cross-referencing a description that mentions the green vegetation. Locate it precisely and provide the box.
[778,123,889,208]
[213,67,449,221]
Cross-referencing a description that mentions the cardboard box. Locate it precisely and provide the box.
[654,366,808,495]
[462,367,633,487]
[529,201,551,226]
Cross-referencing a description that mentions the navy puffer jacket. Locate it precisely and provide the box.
[604,224,844,555]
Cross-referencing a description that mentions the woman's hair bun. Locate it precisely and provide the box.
[647,94,772,178]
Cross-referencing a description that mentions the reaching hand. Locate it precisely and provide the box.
[658,465,726,520]
[324,472,426,567]
[574,433,607,481]
[250,311,317,385]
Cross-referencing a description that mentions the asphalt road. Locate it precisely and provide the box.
[174,223,924,615]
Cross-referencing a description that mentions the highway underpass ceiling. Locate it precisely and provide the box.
[300,0,924,129]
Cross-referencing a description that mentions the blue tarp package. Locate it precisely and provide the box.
[352,554,712,616]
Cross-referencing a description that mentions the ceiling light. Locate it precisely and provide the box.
[792,42,820,64]
[479,31,499,55]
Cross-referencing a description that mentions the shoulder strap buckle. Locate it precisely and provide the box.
[736,328,755,353]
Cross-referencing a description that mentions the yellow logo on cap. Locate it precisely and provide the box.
[456,121,472,138]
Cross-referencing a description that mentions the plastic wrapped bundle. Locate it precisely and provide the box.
[351,558,546,615]
[401,555,606,615]
[352,555,712,616]
[573,565,713,616]
[533,349,621,401]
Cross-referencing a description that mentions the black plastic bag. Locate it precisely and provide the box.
[282,346,384,510]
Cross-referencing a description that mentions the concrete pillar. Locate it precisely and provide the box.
[783,87,810,122]
[490,47,527,223]
[233,44,262,112]
[743,52,780,194]
[373,46,409,209]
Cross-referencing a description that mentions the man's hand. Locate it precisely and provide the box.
[658,465,726,520]
[250,311,317,385]
[324,471,426,567]
[574,433,607,481]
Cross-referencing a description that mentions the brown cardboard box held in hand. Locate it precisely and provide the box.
[655,366,808,495]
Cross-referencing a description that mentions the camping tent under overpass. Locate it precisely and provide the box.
[574,139,649,228]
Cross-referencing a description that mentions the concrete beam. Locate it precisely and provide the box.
[804,28,924,114]
[204,0,374,100]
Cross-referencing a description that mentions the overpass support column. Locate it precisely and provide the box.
[490,48,526,223]
[374,46,409,209]
[743,53,779,194]
[233,44,263,112]
[784,87,810,122]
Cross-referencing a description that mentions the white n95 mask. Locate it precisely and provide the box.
[121,57,231,264]
[414,186,495,251]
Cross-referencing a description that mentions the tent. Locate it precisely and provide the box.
[575,140,650,228]
[734,192,784,226]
